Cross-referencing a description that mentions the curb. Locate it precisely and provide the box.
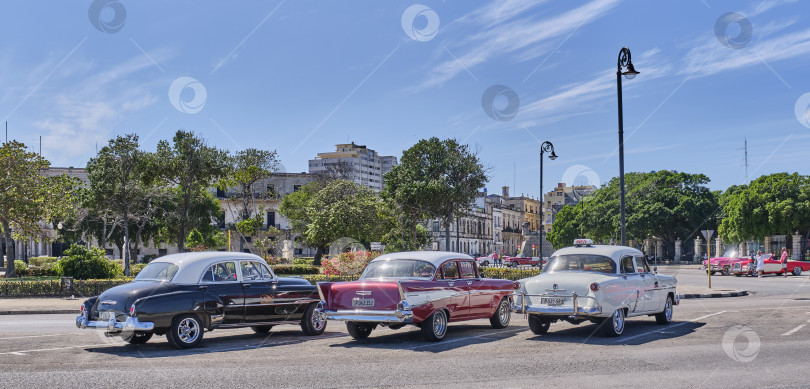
[681,290,749,299]
[0,309,76,315]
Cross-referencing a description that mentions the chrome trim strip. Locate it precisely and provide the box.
[75,315,154,333]
[320,308,413,324]
[218,321,301,328]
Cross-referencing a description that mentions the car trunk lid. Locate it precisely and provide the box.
[328,280,402,311]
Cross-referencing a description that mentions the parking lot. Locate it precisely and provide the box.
[1,269,809,388]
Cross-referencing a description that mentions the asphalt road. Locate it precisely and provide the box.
[1,268,809,389]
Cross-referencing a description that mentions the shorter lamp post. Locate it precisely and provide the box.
[539,141,557,256]
[617,47,640,246]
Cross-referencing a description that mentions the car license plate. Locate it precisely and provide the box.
[100,311,116,320]
[541,297,565,306]
[352,298,374,307]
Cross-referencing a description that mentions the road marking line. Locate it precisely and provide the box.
[615,311,726,344]
[0,334,67,340]
[0,343,111,356]
[407,327,525,350]
[781,319,810,336]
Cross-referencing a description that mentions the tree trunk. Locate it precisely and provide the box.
[455,217,460,254]
[122,201,130,277]
[313,245,326,266]
[178,191,191,253]
[444,223,451,252]
[134,228,143,264]
[2,220,16,278]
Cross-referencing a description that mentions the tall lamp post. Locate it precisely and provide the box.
[539,141,557,256]
[616,47,639,246]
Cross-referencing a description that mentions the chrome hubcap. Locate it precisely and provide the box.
[499,301,510,324]
[665,299,673,321]
[613,310,624,333]
[311,310,325,330]
[178,318,200,344]
[433,311,447,337]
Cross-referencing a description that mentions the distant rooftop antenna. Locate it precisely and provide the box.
[738,138,749,183]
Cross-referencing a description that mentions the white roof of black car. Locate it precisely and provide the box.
[551,245,643,262]
[150,251,268,284]
[369,251,475,268]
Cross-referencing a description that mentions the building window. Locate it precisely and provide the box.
[293,185,301,192]
[433,221,439,232]
[267,211,276,229]
[267,184,276,198]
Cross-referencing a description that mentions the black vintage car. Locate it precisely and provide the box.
[75,252,326,349]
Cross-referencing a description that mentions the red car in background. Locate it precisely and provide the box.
[731,254,810,276]
[702,250,750,276]
[504,256,542,267]
[316,251,517,342]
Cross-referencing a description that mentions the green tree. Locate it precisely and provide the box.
[85,134,146,276]
[153,130,228,252]
[0,141,79,277]
[719,173,810,243]
[281,180,389,264]
[383,137,488,251]
[220,148,280,251]
[549,171,719,256]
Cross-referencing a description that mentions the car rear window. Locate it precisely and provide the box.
[545,254,616,274]
[360,259,436,280]
[134,262,179,281]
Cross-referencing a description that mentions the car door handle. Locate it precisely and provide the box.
[243,284,251,288]
[198,285,208,291]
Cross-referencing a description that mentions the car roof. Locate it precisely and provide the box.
[551,245,643,262]
[151,251,268,284]
[370,251,475,268]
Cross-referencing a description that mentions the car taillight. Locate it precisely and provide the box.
[129,305,136,317]
[590,282,600,292]
[79,305,86,315]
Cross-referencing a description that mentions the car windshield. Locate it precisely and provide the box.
[360,260,436,280]
[545,254,617,274]
[134,262,179,281]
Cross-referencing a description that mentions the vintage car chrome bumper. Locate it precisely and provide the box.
[75,314,154,333]
[317,300,413,324]
[512,292,603,316]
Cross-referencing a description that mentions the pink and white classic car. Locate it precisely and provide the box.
[316,251,517,341]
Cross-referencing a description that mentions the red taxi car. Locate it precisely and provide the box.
[731,254,810,276]
[504,256,542,267]
[315,251,517,342]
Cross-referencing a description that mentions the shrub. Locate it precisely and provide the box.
[29,256,58,267]
[28,265,60,277]
[56,245,121,280]
[293,257,315,265]
[479,267,540,280]
[130,263,147,277]
[14,260,29,276]
[142,254,157,262]
[272,264,320,275]
[320,251,381,276]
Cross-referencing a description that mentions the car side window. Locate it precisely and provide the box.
[201,261,238,283]
[241,261,264,281]
[259,263,275,280]
[442,261,460,279]
[634,257,651,273]
[460,261,476,278]
[620,256,636,274]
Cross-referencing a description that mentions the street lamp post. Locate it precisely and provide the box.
[539,141,557,256]
[616,47,639,246]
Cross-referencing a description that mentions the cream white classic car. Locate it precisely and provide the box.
[513,239,678,337]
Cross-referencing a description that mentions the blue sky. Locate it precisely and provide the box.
[1,0,809,194]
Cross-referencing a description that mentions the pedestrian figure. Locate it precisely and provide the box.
[780,247,789,277]
[498,249,503,266]
[756,250,765,277]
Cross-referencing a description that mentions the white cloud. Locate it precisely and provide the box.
[412,0,621,91]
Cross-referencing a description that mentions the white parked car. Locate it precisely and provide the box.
[513,239,678,337]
